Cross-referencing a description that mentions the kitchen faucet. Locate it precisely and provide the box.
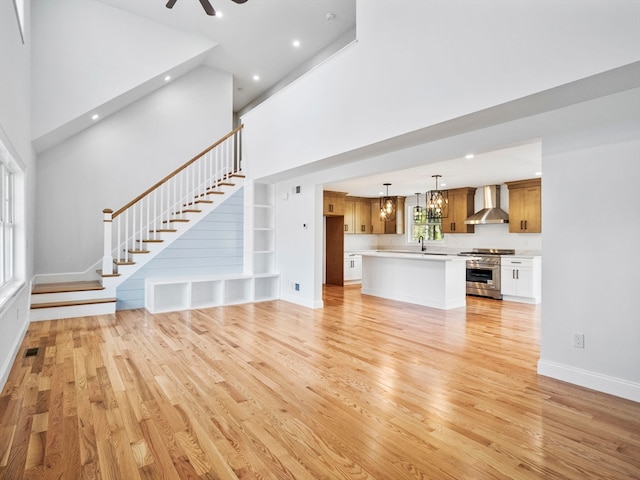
[419,236,426,252]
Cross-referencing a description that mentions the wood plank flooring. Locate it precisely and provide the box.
[1,285,639,479]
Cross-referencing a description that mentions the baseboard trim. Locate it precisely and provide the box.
[0,312,29,393]
[537,359,640,402]
[280,294,323,309]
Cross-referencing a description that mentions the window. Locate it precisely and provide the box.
[406,201,443,243]
[0,163,14,287]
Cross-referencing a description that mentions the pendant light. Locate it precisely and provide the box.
[426,175,448,218]
[413,192,424,222]
[379,183,396,221]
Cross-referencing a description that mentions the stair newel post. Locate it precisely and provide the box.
[102,209,114,275]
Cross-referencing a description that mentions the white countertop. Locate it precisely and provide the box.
[348,249,542,259]
[360,250,466,261]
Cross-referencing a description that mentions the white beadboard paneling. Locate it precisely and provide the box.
[116,189,244,310]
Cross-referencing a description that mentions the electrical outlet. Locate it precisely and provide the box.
[573,333,585,348]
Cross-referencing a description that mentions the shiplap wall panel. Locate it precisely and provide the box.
[116,189,244,310]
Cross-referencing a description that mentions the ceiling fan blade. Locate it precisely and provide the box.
[199,0,216,15]
[231,0,248,3]
[166,0,178,9]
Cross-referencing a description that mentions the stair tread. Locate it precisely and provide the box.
[97,269,121,278]
[31,297,117,309]
[32,281,104,295]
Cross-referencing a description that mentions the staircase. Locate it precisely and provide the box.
[30,126,245,321]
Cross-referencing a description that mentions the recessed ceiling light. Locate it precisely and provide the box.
[440,183,446,187]
[465,154,474,159]
[216,11,223,18]
[164,75,171,82]
[91,114,99,121]
[253,75,260,81]
[292,39,300,48]
[535,171,542,176]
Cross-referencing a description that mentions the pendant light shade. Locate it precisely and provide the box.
[426,175,448,218]
[380,183,396,221]
[413,192,425,222]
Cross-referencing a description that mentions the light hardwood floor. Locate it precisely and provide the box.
[1,285,639,479]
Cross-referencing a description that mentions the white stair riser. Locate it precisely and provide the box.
[31,289,116,305]
[29,302,116,322]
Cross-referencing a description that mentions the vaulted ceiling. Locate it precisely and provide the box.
[31,0,356,152]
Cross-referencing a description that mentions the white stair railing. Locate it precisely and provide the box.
[101,125,243,275]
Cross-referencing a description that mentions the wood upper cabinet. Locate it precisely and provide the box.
[383,196,405,234]
[343,198,355,233]
[441,187,476,234]
[370,198,385,234]
[344,197,372,234]
[323,191,346,216]
[355,199,371,234]
[505,178,541,233]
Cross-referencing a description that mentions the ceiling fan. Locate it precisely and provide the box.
[166,0,247,17]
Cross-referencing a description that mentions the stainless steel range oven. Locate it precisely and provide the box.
[458,248,515,300]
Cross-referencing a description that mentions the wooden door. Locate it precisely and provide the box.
[325,216,344,285]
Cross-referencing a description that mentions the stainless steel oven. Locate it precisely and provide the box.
[459,248,515,300]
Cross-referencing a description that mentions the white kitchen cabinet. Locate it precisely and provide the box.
[501,256,541,304]
[344,254,362,283]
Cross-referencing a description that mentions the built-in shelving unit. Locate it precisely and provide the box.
[253,183,276,275]
[144,182,280,314]
[145,273,279,313]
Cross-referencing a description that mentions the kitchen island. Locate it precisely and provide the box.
[360,251,467,310]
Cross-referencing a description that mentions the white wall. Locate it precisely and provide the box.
[538,101,640,400]
[243,0,640,180]
[0,0,35,388]
[275,181,323,308]
[35,66,232,275]
[31,0,215,140]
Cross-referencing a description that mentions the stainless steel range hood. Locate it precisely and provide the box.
[464,185,509,225]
